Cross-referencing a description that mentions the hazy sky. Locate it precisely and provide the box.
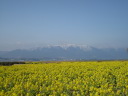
[0,0,128,51]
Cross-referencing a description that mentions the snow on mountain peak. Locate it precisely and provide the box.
[43,44,93,51]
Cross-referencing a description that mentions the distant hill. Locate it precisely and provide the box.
[0,45,128,61]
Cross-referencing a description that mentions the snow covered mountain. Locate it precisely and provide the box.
[0,45,128,61]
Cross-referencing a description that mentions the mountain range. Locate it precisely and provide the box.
[0,45,128,61]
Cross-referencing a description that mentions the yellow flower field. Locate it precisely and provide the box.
[0,61,128,96]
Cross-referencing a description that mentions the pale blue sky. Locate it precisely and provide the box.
[0,0,128,50]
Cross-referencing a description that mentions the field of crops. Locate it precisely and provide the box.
[0,61,128,96]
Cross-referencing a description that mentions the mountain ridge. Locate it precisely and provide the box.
[0,45,128,61]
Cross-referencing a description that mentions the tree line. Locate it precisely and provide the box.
[0,62,25,66]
